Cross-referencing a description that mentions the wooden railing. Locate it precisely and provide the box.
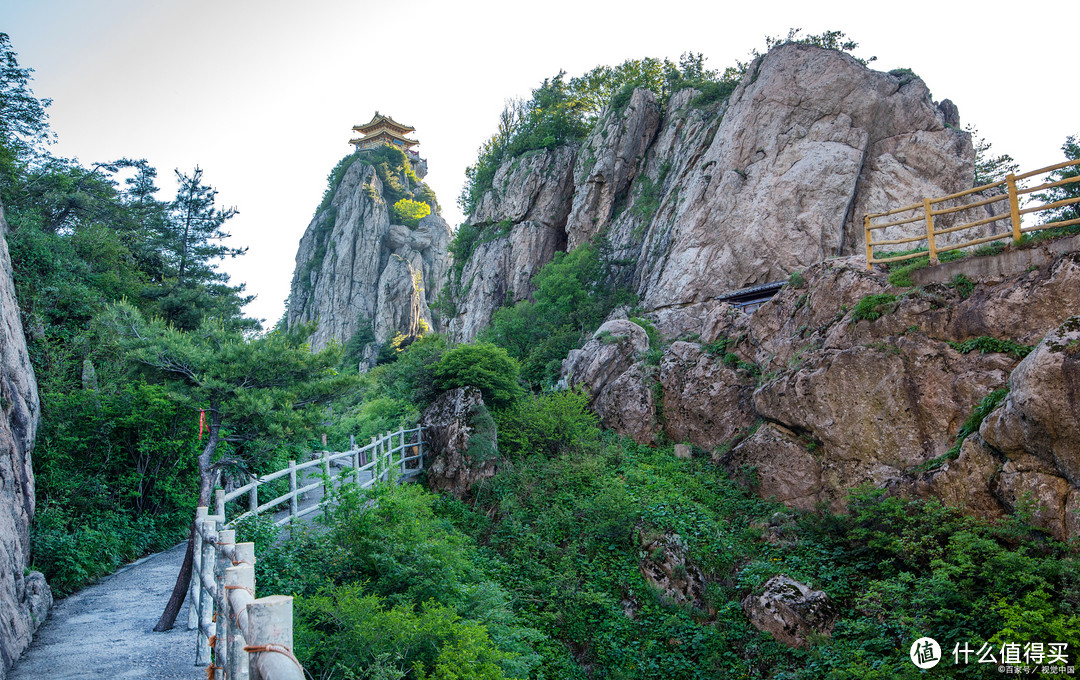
[188,427,426,679]
[864,158,1080,269]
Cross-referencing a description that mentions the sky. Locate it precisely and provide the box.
[4,0,1078,326]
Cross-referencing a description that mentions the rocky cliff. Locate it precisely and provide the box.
[563,241,1080,540]
[448,43,986,341]
[0,204,51,677]
[287,151,451,364]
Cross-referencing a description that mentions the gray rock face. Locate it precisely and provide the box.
[0,204,51,676]
[287,156,451,361]
[565,246,1080,535]
[565,88,662,248]
[449,43,980,341]
[741,575,835,649]
[447,147,575,342]
[977,315,1080,539]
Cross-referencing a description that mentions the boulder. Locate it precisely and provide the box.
[637,530,710,614]
[741,574,836,649]
[981,315,1080,485]
[561,321,658,443]
[420,387,498,499]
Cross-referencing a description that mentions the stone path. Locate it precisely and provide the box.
[8,462,377,679]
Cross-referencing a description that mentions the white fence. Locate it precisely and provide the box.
[189,427,426,679]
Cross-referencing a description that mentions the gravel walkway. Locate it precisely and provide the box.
[9,463,369,679]
[9,542,198,680]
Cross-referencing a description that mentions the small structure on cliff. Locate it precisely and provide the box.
[350,112,420,156]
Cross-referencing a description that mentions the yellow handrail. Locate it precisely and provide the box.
[864,158,1080,270]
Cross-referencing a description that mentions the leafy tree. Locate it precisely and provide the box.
[482,241,634,387]
[0,32,53,199]
[104,302,357,629]
[1034,135,1080,225]
[967,124,1019,187]
[433,342,522,408]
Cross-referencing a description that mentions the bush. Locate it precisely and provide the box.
[852,293,898,322]
[494,388,600,459]
[391,198,431,227]
[948,336,1033,359]
[434,343,523,409]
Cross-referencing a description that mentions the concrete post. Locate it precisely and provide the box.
[189,506,208,631]
[288,460,298,520]
[225,562,255,680]
[247,595,303,680]
[214,528,235,679]
[196,519,216,665]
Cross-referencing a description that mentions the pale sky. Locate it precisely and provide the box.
[5,0,1078,326]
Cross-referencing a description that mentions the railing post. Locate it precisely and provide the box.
[369,436,377,485]
[248,474,258,515]
[1007,172,1023,242]
[225,559,254,680]
[399,428,406,477]
[923,198,938,265]
[215,528,235,680]
[215,488,226,521]
[322,449,331,496]
[189,506,208,631]
[196,519,216,666]
[417,427,424,470]
[864,214,874,270]
[287,461,300,524]
[247,595,303,680]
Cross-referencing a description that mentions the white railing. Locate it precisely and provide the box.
[188,427,426,679]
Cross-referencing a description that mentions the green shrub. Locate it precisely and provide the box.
[390,198,431,227]
[852,293,898,322]
[494,388,600,459]
[481,242,635,388]
[787,269,806,289]
[950,272,975,297]
[943,387,1009,458]
[434,342,523,408]
[948,336,1033,359]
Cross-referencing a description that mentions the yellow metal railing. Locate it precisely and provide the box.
[864,158,1080,269]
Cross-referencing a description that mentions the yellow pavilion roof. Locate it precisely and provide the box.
[352,111,415,135]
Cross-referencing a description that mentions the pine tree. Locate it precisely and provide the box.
[105,302,357,630]
[147,167,255,330]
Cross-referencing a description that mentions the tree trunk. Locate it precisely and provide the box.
[154,417,220,632]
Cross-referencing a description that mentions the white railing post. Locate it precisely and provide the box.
[288,460,298,521]
[215,488,226,520]
[189,506,208,631]
[214,528,235,680]
[196,519,216,665]
[247,595,304,680]
[226,543,255,680]
[248,475,258,515]
[399,428,406,476]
